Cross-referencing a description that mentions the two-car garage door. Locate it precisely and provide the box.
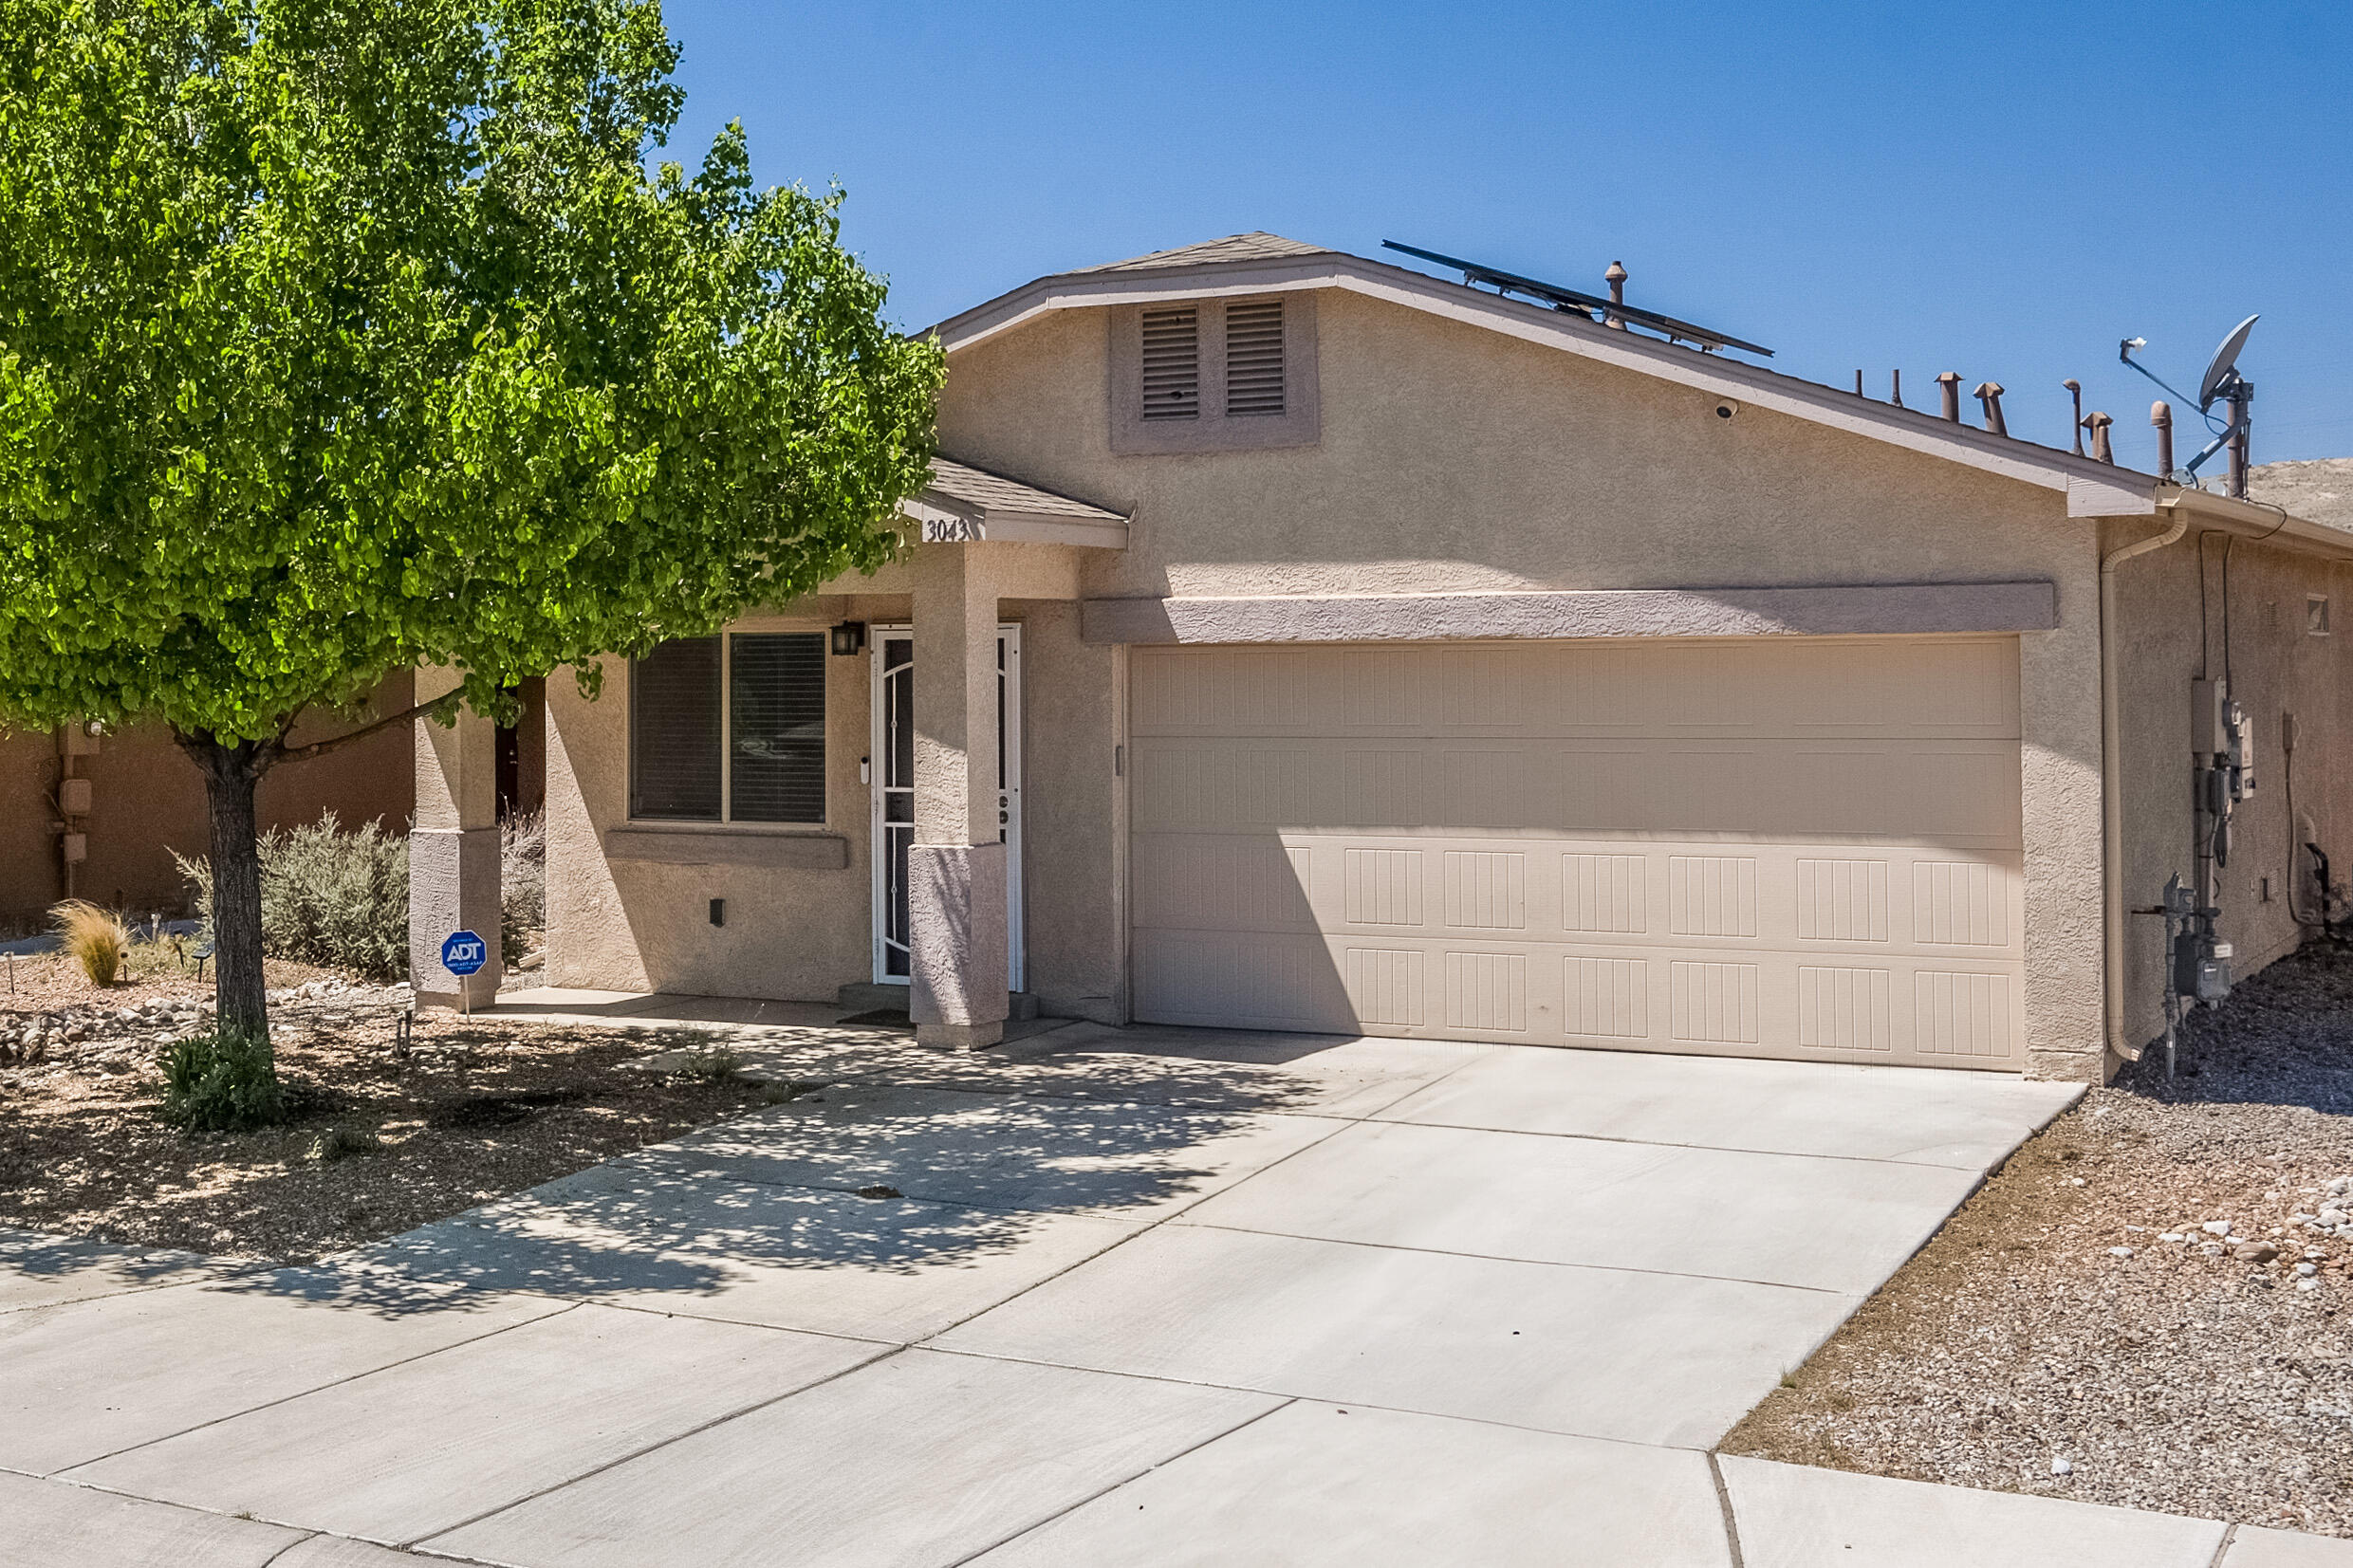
[1128,636,2027,1070]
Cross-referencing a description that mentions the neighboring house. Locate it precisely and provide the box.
[411,233,2353,1082]
[2,673,423,932]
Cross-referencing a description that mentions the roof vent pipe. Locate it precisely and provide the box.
[1973,381,2008,436]
[1936,371,1963,421]
[1890,368,1903,408]
[2084,410,2115,463]
[2064,379,2084,455]
[1854,370,1865,397]
[2152,400,2175,479]
[1603,261,1626,329]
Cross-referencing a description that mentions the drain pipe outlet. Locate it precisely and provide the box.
[2102,500,2189,1064]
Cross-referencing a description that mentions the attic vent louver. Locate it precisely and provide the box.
[1139,306,1199,420]
[1225,300,1286,416]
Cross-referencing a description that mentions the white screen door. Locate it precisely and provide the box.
[871,624,1024,990]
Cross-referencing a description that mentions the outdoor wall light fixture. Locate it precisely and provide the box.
[709,898,726,927]
[830,620,866,656]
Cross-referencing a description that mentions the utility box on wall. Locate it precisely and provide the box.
[57,778,91,816]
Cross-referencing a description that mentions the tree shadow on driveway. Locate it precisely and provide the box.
[211,1024,1417,1324]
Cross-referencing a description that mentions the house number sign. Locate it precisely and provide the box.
[920,517,984,543]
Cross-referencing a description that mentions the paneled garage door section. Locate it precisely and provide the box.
[1128,637,2027,1070]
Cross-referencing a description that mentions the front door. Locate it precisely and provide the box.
[871,624,1024,989]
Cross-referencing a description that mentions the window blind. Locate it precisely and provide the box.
[629,637,721,820]
[729,633,826,822]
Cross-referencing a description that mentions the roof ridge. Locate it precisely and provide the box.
[1062,231,1334,275]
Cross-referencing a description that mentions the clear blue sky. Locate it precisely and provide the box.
[660,1,2353,467]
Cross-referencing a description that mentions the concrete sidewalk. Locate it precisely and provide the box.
[5,1023,2348,1566]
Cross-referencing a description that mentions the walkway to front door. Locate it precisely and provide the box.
[4,1025,2308,1565]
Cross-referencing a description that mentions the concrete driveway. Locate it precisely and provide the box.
[5,1023,2332,1565]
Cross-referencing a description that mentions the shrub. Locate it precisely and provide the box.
[160,1028,285,1131]
[675,1045,745,1083]
[310,1123,381,1162]
[176,812,409,981]
[501,811,546,966]
[51,900,128,987]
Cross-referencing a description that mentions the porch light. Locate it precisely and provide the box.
[830,620,866,656]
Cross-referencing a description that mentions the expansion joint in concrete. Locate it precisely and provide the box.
[1706,1450,1748,1568]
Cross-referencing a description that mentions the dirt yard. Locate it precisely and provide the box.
[0,964,783,1264]
[1725,940,2353,1537]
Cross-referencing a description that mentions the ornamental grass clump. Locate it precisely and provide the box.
[51,900,128,987]
[159,1028,286,1132]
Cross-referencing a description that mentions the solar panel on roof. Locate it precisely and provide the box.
[1382,241,1772,359]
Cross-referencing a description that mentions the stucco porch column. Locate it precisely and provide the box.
[909,549,1009,1049]
[409,665,503,1009]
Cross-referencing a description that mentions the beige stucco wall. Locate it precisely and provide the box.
[933,287,2109,1079]
[2109,521,2353,1052]
[544,578,1123,1014]
[535,284,2136,1076]
[546,606,877,1001]
[2,672,417,932]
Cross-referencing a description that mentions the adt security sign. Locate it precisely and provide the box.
[441,930,489,978]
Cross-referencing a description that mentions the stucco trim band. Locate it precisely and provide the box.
[602,827,851,871]
[1081,581,2060,645]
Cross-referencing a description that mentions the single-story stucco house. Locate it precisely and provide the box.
[410,232,2353,1083]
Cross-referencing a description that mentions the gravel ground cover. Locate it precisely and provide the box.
[0,971,778,1263]
[1726,940,2353,1536]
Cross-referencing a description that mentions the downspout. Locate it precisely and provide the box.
[2102,498,2189,1063]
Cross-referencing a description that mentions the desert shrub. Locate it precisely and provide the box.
[176,812,409,981]
[51,900,128,986]
[675,1045,745,1083]
[310,1123,381,1161]
[160,1028,285,1131]
[501,811,546,966]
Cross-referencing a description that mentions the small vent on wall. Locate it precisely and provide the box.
[1226,300,1286,416]
[1139,306,1200,420]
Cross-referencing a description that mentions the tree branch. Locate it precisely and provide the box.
[266,691,465,769]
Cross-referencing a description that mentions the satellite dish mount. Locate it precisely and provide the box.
[2120,315,2258,497]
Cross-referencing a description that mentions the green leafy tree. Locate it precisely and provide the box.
[0,0,940,1055]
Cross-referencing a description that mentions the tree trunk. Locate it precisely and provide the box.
[179,733,271,1044]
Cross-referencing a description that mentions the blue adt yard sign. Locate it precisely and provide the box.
[441,930,488,978]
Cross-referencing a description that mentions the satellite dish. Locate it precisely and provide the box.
[2197,314,2259,409]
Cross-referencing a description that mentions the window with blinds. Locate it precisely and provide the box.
[628,633,827,824]
[1139,306,1199,420]
[1224,300,1286,415]
[628,637,721,820]
[729,633,826,822]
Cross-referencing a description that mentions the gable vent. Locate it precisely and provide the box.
[1225,300,1286,416]
[1139,306,1199,420]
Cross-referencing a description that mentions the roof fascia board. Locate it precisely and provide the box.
[900,491,1128,549]
[934,252,2159,512]
[2161,487,2353,561]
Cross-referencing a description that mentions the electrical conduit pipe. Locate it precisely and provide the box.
[2102,501,2189,1063]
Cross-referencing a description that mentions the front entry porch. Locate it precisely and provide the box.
[412,456,1132,1048]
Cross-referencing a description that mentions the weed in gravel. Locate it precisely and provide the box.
[160,1029,285,1132]
[310,1123,382,1162]
[52,900,129,987]
[675,1046,746,1083]
[760,1079,817,1106]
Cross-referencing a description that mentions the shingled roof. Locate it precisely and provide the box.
[924,457,1123,523]
[1061,231,1335,275]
